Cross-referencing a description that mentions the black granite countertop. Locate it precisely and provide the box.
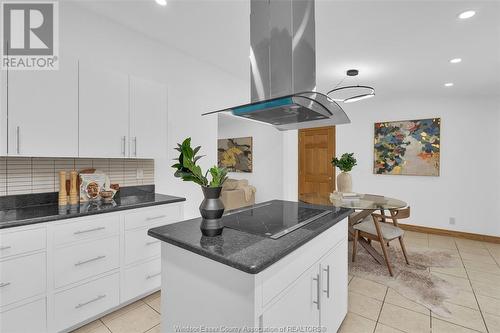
[148,200,353,274]
[0,185,185,229]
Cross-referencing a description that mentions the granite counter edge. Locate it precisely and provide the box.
[0,196,186,230]
[148,208,354,274]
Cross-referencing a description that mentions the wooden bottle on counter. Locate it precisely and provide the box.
[69,171,79,205]
[58,171,67,206]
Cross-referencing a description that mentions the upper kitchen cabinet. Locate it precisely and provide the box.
[129,76,167,158]
[5,57,78,157]
[78,62,129,158]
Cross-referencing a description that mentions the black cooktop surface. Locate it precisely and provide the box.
[222,201,331,239]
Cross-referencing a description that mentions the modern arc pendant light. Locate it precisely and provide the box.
[327,69,375,103]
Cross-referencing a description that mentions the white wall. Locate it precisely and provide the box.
[60,3,248,218]
[283,97,500,236]
[282,130,299,201]
[218,114,283,202]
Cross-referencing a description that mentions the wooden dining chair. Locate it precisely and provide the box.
[352,207,411,276]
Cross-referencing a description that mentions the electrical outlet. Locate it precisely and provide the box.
[449,217,456,225]
[136,168,144,180]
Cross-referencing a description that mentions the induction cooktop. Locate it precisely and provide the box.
[222,201,331,239]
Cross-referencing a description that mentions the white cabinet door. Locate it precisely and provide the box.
[320,240,348,332]
[129,76,167,158]
[79,63,129,158]
[262,264,321,329]
[0,298,47,333]
[7,58,78,157]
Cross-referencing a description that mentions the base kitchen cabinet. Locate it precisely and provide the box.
[0,200,183,333]
[0,298,47,333]
[262,263,321,328]
[320,240,348,330]
[53,273,120,333]
[149,203,350,333]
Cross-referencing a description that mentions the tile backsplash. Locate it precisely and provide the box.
[0,157,154,196]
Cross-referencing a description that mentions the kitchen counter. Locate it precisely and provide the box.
[0,185,185,229]
[148,199,351,332]
[148,200,352,274]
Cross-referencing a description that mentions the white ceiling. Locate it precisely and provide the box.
[76,0,500,100]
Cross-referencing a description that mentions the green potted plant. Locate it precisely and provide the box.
[172,138,228,236]
[331,153,357,193]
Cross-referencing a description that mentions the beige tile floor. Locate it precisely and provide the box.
[341,231,500,333]
[72,231,500,333]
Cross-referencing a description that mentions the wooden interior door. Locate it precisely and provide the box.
[299,126,335,205]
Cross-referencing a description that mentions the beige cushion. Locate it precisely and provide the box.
[222,179,239,191]
[235,179,249,188]
[353,220,404,240]
[223,179,250,190]
[221,188,255,211]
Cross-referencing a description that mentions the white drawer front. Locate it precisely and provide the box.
[54,236,119,288]
[0,298,47,333]
[53,214,120,246]
[261,219,347,306]
[124,204,182,230]
[124,227,161,265]
[0,227,46,259]
[122,258,161,302]
[0,252,46,307]
[54,273,119,332]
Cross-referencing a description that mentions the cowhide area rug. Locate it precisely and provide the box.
[348,241,460,317]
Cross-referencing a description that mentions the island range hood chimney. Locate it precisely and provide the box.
[203,0,350,131]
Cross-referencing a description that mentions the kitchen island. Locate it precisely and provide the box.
[148,200,352,333]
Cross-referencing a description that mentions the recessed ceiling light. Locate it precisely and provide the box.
[450,58,462,64]
[458,10,476,19]
[155,0,167,6]
[444,83,454,87]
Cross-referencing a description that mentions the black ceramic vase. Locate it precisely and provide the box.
[199,186,225,236]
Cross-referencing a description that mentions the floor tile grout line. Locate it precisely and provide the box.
[144,299,161,315]
[428,236,487,333]
[349,288,385,303]
[486,247,500,268]
[144,323,160,333]
[99,319,112,333]
[454,238,490,333]
[430,314,485,333]
[373,287,389,333]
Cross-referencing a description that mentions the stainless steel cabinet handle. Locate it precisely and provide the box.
[16,126,20,154]
[146,240,160,246]
[74,226,105,235]
[146,215,166,221]
[146,272,161,280]
[75,294,106,309]
[75,255,106,266]
[313,273,320,310]
[323,265,330,298]
[133,137,137,157]
[121,136,126,156]
[0,246,12,251]
[0,282,11,288]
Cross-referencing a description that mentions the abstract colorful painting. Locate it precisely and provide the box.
[374,118,441,176]
[218,137,253,173]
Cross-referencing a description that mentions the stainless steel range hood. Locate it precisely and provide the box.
[203,0,350,131]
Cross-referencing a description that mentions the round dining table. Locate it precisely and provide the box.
[329,193,408,265]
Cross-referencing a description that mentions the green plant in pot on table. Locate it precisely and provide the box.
[172,137,228,236]
[331,153,357,193]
